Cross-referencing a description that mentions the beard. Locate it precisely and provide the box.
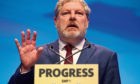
[62,30,81,39]
[58,28,86,41]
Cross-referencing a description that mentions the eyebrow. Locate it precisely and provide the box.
[61,9,85,12]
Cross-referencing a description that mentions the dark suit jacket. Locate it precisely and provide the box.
[8,40,121,84]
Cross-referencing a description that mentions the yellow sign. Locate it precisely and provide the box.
[34,64,98,84]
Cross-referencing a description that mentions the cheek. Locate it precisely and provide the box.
[79,19,88,28]
[56,20,67,30]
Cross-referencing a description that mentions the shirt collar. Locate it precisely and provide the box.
[58,38,85,51]
[59,39,67,51]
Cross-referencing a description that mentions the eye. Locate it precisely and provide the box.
[61,11,70,15]
[76,11,84,15]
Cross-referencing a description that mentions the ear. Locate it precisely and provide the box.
[54,17,58,29]
[54,17,57,25]
[86,17,89,29]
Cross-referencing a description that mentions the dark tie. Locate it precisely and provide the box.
[64,44,73,64]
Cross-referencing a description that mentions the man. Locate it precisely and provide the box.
[8,0,121,84]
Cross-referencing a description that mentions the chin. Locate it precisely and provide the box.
[63,31,81,39]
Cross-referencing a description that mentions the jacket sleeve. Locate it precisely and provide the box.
[103,53,121,84]
[8,66,34,84]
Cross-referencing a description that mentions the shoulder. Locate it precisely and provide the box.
[95,44,115,53]
[89,42,116,57]
[85,39,115,53]
[37,40,58,49]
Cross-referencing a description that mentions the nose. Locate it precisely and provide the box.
[69,11,76,21]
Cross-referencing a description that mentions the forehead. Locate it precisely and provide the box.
[60,1,85,11]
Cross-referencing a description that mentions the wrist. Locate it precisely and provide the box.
[20,65,31,73]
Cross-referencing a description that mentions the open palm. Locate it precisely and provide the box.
[15,29,43,72]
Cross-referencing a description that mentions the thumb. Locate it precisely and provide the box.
[36,47,43,59]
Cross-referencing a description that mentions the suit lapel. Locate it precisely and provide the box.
[47,40,60,64]
[77,40,96,64]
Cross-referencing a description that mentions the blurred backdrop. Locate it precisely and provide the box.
[0,0,140,84]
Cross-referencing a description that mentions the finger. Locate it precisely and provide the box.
[26,29,31,45]
[21,31,26,47]
[15,39,21,51]
[32,31,37,46]
[36,47,43,59]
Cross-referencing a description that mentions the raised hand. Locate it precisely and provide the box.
[15,29,43,73]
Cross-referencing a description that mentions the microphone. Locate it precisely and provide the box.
[49,45,73,64]
[49,44,91,64]
[56,44,91,64]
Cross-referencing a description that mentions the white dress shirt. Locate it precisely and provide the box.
[59,39,85,64]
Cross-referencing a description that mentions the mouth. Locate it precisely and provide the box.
[67,24,78,28]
